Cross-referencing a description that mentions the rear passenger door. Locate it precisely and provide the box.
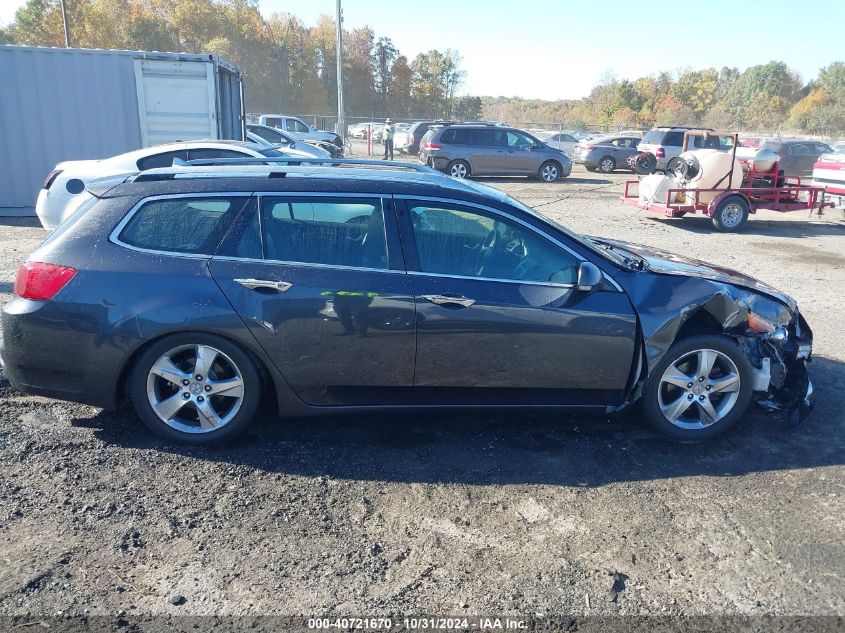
[208,194,416,406]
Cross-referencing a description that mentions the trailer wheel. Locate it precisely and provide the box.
[712,196,749,232]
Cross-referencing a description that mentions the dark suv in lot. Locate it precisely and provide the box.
[1,160,813,445]
[419,124,572,181]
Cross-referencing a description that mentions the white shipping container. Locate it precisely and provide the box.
[0,45,244,215]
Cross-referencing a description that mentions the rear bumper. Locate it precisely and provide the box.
[1,297,136,409]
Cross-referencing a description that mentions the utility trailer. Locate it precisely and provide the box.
[0,45,244,216]
[621,131,833,232]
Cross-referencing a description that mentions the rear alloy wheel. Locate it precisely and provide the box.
[539,161,561,182]
[712,196,749,232]
[447,160,470,179]
[130,333,261,444]
[642,335,753,440]
[598,156,616,173]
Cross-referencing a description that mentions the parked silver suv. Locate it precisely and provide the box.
[635,127,732,172]
[419,124,572,181]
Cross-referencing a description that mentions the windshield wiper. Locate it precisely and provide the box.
[590,239,646,270]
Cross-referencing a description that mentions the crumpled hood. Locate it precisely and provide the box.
[598,238,797,311]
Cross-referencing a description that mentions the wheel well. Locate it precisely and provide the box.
[674,310,725,341]
[115,331,276,407]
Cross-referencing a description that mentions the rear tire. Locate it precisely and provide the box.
[642,334,754,441]
[129,333,261,445]
[447,160,470,179]
[598,156,616,173]
[712,196,749,232]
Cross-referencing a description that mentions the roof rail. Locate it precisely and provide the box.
[180,157,439,174]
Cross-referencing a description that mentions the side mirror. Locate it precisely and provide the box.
[577,261,602,291]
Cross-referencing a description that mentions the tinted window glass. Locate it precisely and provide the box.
[408,204,579,284]
[188,148,249,161]
[440,128,469,144]
[215,198,262,259]
[562,134,577,143]
[287,119,309,133]
[261,197,388,269]
[663,131,684,146]
[136,150,189,170]
[470,129,506,147]
[642,129,665,144]
[120,197,246,254]
[263,117,282,128]
[440,129,457,143]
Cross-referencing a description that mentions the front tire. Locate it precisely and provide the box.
[447,160,470,179]
[538,161,561,182]
[642,334,754,440]
[129,333,261,444]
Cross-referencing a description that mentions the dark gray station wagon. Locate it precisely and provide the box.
[1,161,813,444]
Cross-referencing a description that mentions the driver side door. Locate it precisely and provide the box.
[504,130,540,175]
[397,197,638,406]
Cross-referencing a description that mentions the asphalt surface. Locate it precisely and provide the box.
[0,155,843,624]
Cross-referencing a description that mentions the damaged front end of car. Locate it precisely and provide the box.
[734,294,814,426]
[617,264,814,426]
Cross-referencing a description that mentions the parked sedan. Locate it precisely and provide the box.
[246,124,333,158]
[542,132,579,156]
[35,141,296,230]
[763,140,834,178]
[572,135,641,173]
[2,160,813,445]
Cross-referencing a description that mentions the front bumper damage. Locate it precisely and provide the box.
[741,311,814,426]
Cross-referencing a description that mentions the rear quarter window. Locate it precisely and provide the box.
[118,197,247,255]
[641,129,665,144]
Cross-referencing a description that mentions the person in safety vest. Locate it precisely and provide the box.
[383,118,395,160]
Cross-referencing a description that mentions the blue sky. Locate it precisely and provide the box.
[3,0,843,100]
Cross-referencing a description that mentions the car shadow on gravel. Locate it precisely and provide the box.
[80,356,845,487]
[648,214,845,238]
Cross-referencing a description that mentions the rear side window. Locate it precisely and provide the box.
[188,148,249,161]
[662,131,684,146]
[119,197,247,255]
[440,129,469,144]
[470,129,506,147]
[137,150,189,170]
[641,129,665,144]
[261,197,388,269]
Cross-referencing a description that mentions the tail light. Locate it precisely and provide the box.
[42,169,63,190]
[583,145,596,151]
[14,262,77,301]
[423,142,441,151]
[655,147,665,158]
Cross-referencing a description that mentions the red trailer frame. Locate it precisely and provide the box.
[620,131,832,229]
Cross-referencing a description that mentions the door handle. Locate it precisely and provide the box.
[234,278,293,292]
[421,294,475,308]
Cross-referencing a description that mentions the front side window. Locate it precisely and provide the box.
[408,203,579,284]
[507,131,534,149]
[287,119,309,133]
[119,197,247,254]
[261,197,388,269]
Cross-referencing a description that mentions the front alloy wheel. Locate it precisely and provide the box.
[657,349,741,429]
[539,162,560,182]
[131,334,261,444]
[642,334,753,440]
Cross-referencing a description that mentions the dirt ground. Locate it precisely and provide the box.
[1,153,844,626]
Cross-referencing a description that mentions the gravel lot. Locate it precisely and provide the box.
[1,156,844,624]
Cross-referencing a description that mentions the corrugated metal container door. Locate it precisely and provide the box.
[0,46,142,212]
[216,66,244,141]
[133,59,217,146]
